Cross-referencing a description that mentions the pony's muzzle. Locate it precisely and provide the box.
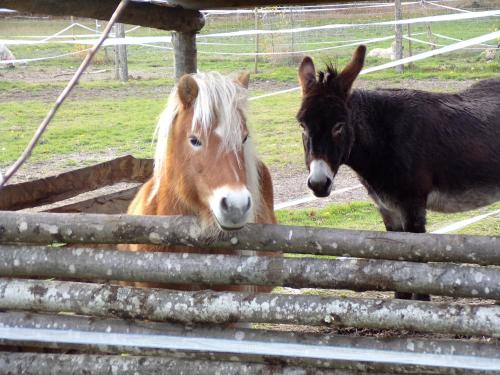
[307,159,334,197]
[210,187,253,230]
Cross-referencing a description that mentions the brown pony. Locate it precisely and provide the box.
[125,71,278,292]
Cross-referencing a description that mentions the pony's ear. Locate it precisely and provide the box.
[298,56,316,94]
[177,74,199,108]
[237,71,250,89]
[338,45,366,98]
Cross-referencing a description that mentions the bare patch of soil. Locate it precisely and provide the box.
[270,164,369,208]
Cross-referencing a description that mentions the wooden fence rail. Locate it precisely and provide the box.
[1,312,500,374]
[0,211,498,265]
[0,278,499,337]
[0,211,499,372]
[1,245,499,300]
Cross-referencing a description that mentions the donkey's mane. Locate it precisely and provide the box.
[317,64,339,86]
[150,72,261,219]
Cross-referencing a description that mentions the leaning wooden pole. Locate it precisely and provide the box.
[0,212,498,265]
[0,279,498,337]
[1,245,499,300]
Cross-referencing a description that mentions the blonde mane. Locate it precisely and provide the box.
[150,72,261,220]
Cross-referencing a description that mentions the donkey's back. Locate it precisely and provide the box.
[373,78,500,213]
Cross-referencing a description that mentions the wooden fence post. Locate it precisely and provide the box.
[394,0,404,73]
[172,31,197,80]
[114,23,128,81]
[407,24,413,68]
[254,8,259,74]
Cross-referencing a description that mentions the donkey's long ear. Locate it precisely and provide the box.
[338,45,366,97]
[237,71,250,89]
[298,56,316,94]
[177,74,199,108]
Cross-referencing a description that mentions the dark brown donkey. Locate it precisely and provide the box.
[297,45,500,300]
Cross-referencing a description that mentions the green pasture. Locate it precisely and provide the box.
[0,13,498,80]
[0,12,499,236]
[276,201,500,236]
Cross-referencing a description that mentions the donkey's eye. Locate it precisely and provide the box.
[243,135,249,144]
[189,136,202,148]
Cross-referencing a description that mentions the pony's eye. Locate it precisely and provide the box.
[243,135,249,144]
[189,136,202,148]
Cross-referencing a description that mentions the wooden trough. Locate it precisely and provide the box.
[0,157,499,374]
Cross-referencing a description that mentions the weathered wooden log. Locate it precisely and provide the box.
[0,279,498,337]
[0,353,301,375]
[0,156,151,211]
[2,311,497,355]
[0,211,498,266]
[1,245,499,300]
[0,0,205,33]
[1,312,499,374]
[0,351,496,375]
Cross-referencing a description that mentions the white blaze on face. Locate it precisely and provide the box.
[209,186,253,229]
[308,159,334,187]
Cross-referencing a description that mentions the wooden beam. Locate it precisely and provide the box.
[46,186,140,214]
[0,156,152,211]
[0,0,205,32]
[164,0,377,10]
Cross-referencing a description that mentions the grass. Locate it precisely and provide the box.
[0,77,175,93]
[0,98,165,164]
[250,92,302,168]
[0,89,302,168]
[276,201,500,236]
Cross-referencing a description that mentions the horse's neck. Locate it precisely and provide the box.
[152,165,195,216]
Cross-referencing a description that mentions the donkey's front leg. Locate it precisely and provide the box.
[398,200,430,301]
[378,207,404,232]
[377,206,416,300]
[401,201,427,234]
